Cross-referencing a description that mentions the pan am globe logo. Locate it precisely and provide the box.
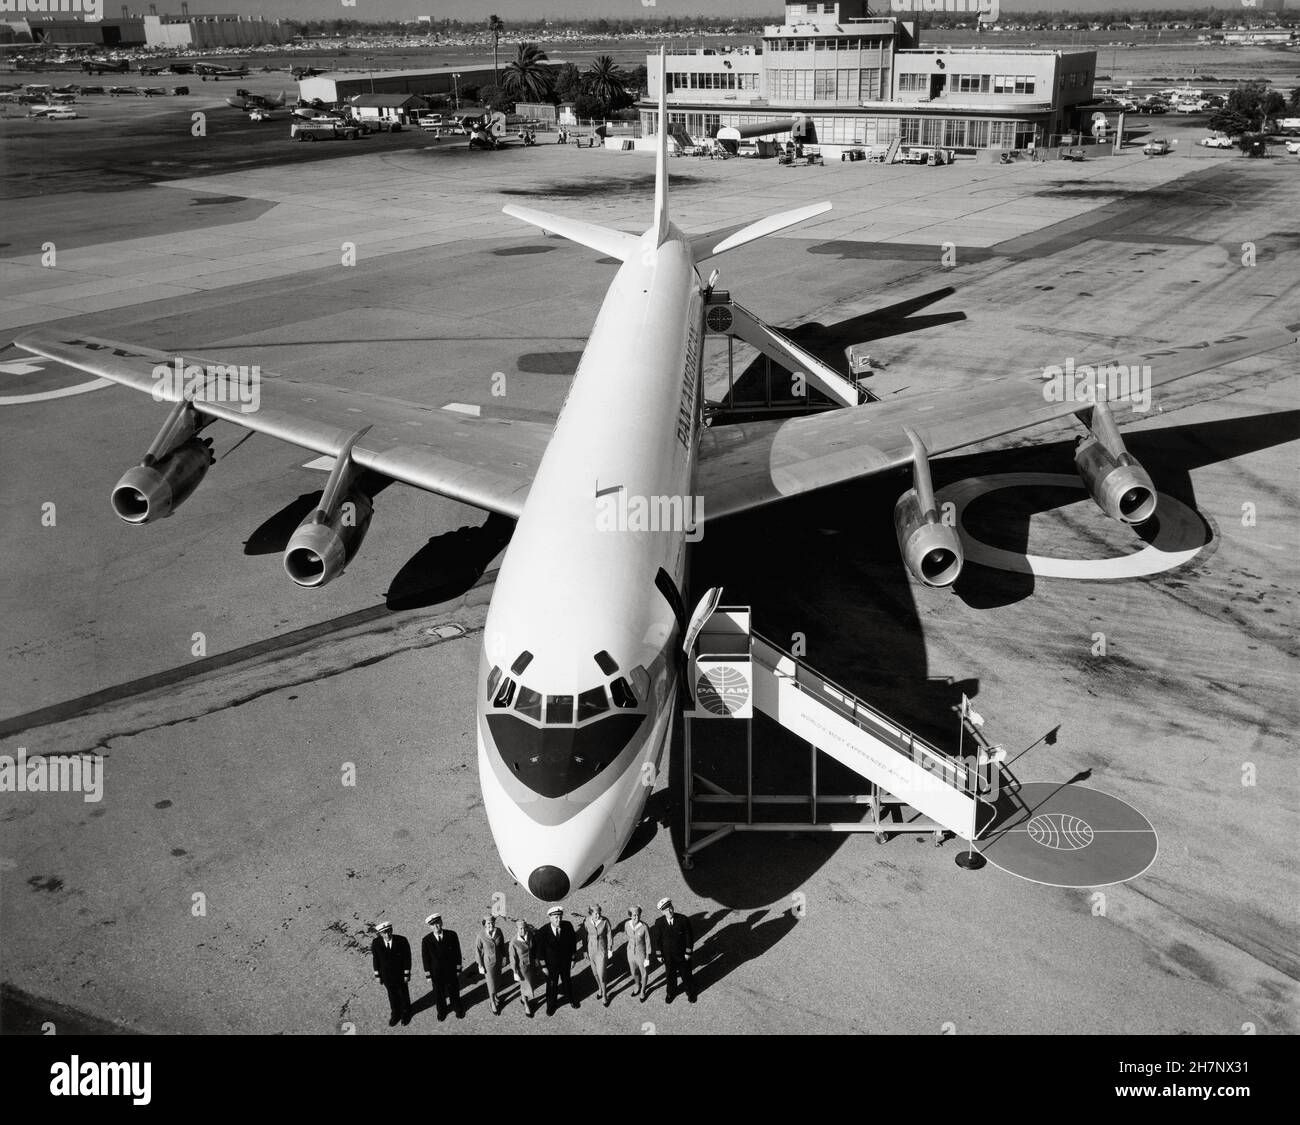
[890,0,1000,22]
[695,664,751,716]
[1,0,104,22]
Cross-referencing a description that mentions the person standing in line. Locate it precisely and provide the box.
[534,904,578,1016]
[653,898,697,1004]
[370,921,411,1027]
[584,904,613,1007]
[508,919,541,1018]
[421,912,464,1021]
[624,906,652,1002]
[475,913,508,1016]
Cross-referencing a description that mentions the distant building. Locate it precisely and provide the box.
[7,12,285,49]
[640,0,1098,152]
[299,65,497,105]
[348,92,429,127]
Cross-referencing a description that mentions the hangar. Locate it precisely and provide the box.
[298,64,497,106]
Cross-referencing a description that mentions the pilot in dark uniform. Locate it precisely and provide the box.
[421,912,464,1020]
[370,921,411,1026]
[653,898,697,1004]
[533,905,579,1016]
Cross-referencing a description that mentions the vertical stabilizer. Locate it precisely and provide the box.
[652,46,670,247]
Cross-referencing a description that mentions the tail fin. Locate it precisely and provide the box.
[652,45,670,247]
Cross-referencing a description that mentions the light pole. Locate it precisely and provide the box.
[452,72,461,111]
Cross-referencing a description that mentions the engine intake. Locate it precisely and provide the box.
[894,488,963,587]
[1074,437,1157,525]
[111,437,214,523]
[283,490,373,587]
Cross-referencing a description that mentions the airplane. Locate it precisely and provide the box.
[289,65,325,79]
[466,109,536,150]
[226,90,287,114]
[11,50,1296,902]
[138,61,191,76]
[195,62,250,81]
[80,59,129,76]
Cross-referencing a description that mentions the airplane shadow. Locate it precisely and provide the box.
[386,512,514,611]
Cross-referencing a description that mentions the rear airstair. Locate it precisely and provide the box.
[683,608,988,866]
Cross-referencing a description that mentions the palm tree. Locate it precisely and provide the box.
[583,55,630,111]
[501,43,553,105]
[488,14,505,87]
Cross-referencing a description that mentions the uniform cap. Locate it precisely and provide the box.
[657,898,672,911]
[425,913,442,926]
[547,905,563,916]
[375,921,392,932]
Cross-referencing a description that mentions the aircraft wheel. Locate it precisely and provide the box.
[681,855,695,871]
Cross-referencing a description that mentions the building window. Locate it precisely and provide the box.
[860,69,882,101]
[968,119,989,146]
[900,117,920,143]
[898,73,926,92]
[814,69,835,99]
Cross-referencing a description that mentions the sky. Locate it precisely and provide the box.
[119,2,1288,24]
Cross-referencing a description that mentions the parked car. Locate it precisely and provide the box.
[1143,137,1171,156]
[46,107,79,119]
[1199,135,1233,148]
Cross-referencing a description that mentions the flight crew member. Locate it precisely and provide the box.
[509,919,542,1018]
[653,898,697,1004]
[624,906,652,1001]
[584,904,614,1006]
[421,912,464,1020]
[475,914,508,1015]
[534,904,579,1016]
[371,921,411,1027]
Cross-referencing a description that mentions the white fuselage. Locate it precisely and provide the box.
[476,228,705,901]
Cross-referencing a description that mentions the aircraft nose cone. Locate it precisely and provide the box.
[527,865,570,902]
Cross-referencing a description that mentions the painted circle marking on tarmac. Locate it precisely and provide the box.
[936,473,1209,580]
[977,782,1158,888]
[0,377,115,405]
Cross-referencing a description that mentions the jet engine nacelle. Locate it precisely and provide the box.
[894,487,963,587]
[111,437,214,523]
[283,490,373,587]
[1074,435,1157,525]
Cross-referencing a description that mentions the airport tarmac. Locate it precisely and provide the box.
[1,129,1297,1035]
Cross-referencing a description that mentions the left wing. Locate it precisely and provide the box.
[698,326,1297,520]
[14,329,553,518]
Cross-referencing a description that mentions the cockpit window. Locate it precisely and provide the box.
[493,677,516,708]
[486,666,502,698]
[610,676,637,708]
[594,650,618,675]
[547,695,574,724]
[511,651,534,676]
[515,686,543,721]
[577,686,609,721]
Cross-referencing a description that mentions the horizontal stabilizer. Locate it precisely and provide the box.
[502,204,639,261]
[693,201,831,262]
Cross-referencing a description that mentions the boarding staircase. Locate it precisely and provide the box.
[683,608,985,865]
[883,137,902,165]
[702,290,873,413]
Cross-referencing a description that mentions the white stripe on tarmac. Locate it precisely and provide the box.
[0,378,114,405]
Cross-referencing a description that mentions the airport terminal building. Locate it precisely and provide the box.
[641,0,1098,153]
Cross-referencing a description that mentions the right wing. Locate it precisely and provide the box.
[698,326,1298,520]
[14,329,553,518]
